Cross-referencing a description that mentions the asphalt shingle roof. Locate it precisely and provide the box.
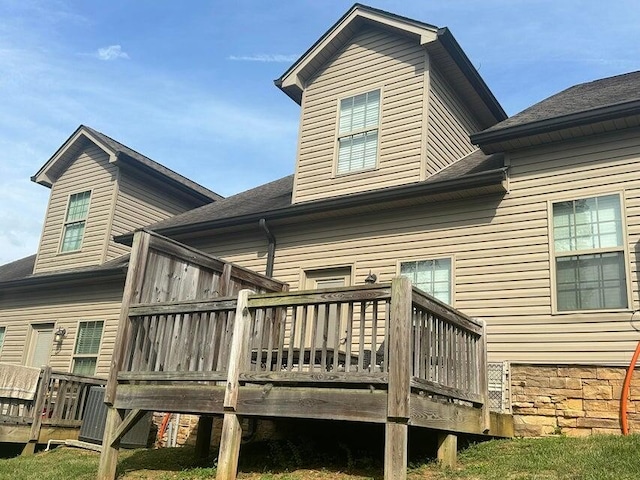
[83,126,222,202]
[481,70,640,135]
[142,150,504,234]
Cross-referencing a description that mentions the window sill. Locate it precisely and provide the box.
[552,307,633,315]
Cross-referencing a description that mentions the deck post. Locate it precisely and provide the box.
[195,415,214,458]
[217,289,253,480]
[98,230,151,480]
[384,277,412,480]
[22,366,51,455]
[477,319,490,432]
[437,433,457,468]
[97,407,125,480]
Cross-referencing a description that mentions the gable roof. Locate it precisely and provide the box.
[116,150,506,244]
[275,3,506,127]
[472,70,640,151]
[31,125,222,204]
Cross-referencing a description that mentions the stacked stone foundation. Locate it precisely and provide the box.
[511,364,640,437]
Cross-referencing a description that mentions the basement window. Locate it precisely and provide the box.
[336,89,380,175]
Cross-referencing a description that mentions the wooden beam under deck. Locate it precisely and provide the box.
[113,382,513,438]
[0,424,80,444]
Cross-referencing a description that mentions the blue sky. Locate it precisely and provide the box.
[1,0,639,265]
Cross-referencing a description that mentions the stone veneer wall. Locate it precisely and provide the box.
[511,364,640,437]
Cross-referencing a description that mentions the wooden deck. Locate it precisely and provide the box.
[98,230,513,480]
[0,367,106,454]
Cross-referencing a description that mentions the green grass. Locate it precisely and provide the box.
[1,435,640,479]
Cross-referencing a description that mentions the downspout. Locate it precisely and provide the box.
[259,218,276,278]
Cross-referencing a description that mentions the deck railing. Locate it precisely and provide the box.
[118,280,488,408]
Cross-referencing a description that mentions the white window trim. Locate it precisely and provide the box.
[396,255,455,307]
[0,326,6,354]
[58,189,93,254]
[71,320,104,375]
[548,190,632,314]
[332,87,383,178]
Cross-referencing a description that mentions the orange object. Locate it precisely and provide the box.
[620,340,640,435]
[158,413,172,442]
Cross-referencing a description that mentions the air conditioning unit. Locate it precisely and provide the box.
[79,386,152,448]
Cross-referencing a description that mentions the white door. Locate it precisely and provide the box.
[26,324,54,368]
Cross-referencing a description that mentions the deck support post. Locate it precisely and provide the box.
[437,433,457,468]
[216,289,253,480]
[476,319,490,433]
[97,407,125,480]
[195,415,214,458]
[22,366,51,456]
[384,277,413,480]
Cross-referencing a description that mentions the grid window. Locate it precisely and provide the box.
[337,90,380,174]
[72,321,103,376]
[61,191,91,252]
[552,194,628,311]
[400,258,452,305]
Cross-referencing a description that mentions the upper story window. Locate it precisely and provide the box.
[60,190,91,252]
[336,89,380,175]
[400,257,452,305]
[552,193,628,311]
[72,320,103,375]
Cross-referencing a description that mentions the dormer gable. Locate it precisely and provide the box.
[276,4,506,204]
[31,125,220,274]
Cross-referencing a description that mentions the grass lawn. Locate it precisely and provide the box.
[1,435,640,479]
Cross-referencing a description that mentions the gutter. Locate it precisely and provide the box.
[471,99,640,147]
[115,167,507,246]
[259,219,276,278]
[0,266,127,290]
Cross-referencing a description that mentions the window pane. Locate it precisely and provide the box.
[553,195,622,252]
[401,258,451,305]
[73,358,97,376]
[61,222,85,252]
[0,327,5,351]
[75,321,103,355]
[66,191,91,223]
[556,252,627,311]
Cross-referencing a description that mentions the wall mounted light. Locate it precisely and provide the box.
[54,327,66,343]
[364,271,377,284]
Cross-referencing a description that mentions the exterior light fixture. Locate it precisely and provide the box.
[364,271,377,284]
[54,327,66,343]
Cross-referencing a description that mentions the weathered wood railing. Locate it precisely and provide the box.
[118,281,488,410]
[0,366,106,454]
[410,287,486,406]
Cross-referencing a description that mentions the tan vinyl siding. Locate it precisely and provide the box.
[293,27,426,203]
[426,64,482,175]
[185,128,640,367]
[107,171,201,260]
[34,145,117,273]
[0,279,124,376]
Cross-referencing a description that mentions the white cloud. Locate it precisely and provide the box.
[97,45,129,61]
[228,54,298,63]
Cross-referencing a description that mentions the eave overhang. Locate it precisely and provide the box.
[31,126,117,188]
[116,167,508,246]
[0,265,127,291]
[472,99,640,153]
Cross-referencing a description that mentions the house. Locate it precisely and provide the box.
[113,5,640,439]
[0,125,220,376]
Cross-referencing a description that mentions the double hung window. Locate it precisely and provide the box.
[337,89,380,175]
[61,191,91,252]
[400,258,452,305]
[72,321,103,375]
[552,194,628,311]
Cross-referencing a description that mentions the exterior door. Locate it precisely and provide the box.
[26,323,54,368]
[304,268,351,350]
